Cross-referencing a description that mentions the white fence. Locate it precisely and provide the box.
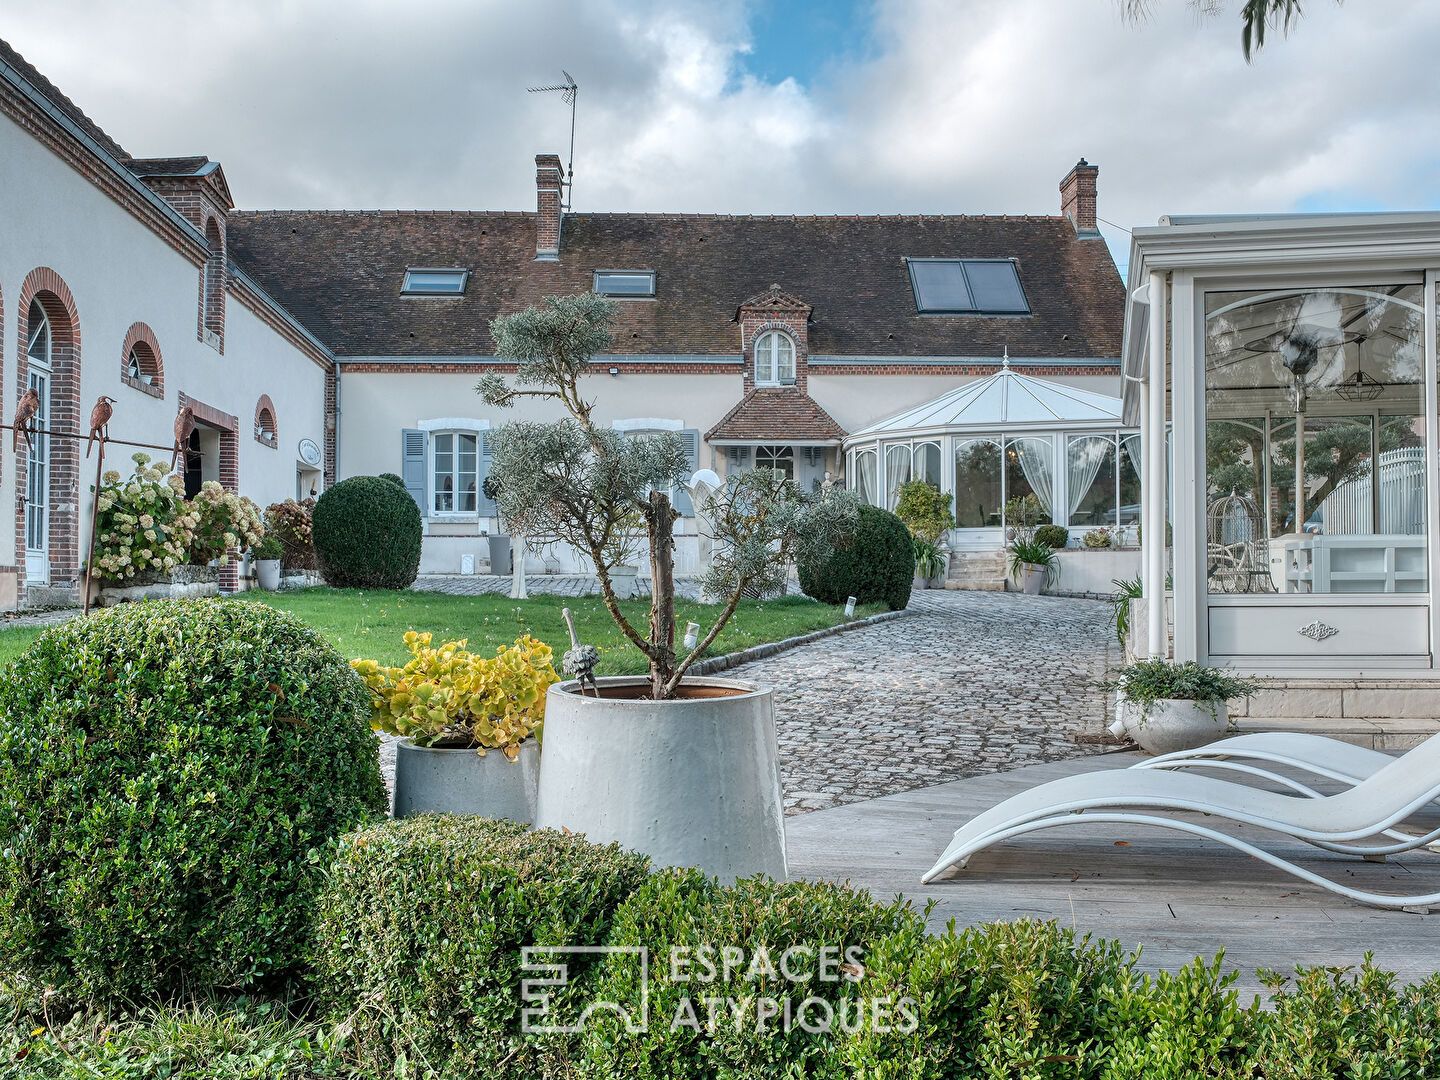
[1320,446,1425,536]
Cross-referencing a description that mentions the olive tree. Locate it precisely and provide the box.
[478,293,858,699]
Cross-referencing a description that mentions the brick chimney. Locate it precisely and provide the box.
[1059,159,1100,237]
[535,153,563,261]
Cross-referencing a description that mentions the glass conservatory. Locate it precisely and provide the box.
[844,362,1139,549]
[1122,211,1440,675]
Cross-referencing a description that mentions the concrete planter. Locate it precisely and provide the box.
[912,573,929,590]
[392,738,540,822]
[1111,697,1230,756]
[611,565,640,599]
[1018,563,1047,595]
[255,559,281,590]
[535,676,786,883]
[95,564,219,606]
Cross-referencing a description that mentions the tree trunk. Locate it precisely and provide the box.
[647,489,677,698]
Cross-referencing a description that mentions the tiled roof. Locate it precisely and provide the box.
[707,388,847,442]
[226,210,1124,359]
[128,155,212,176]
[0,37,129,162]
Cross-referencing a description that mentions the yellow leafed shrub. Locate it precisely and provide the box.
[351,631,559,757]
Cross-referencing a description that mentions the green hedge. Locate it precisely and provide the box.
[1034,524,1070,549]
[580,870,922,1079]
[0,599,388,1001]
[312,816,651,1079]
[312,474,423,589]
[798,503,913,611]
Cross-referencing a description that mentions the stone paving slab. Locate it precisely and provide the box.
[412,574,705,600]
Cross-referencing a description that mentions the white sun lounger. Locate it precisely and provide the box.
[920,731,1440,909]
[1130,732,1440,857]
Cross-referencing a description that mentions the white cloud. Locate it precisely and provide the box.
[4,0,1438,272]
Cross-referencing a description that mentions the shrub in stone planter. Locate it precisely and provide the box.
[313,815,650,1080]
[265,497,316,570]
[312,475,422,589]
[0,599,388,1001]
[798,503,913,611]
[89,453,195,582]
[1034,524,1070,549]
[187,480,264,567]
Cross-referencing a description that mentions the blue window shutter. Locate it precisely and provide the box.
[478,433,496,517]
[401,429,427,512]
[673,429,701,516]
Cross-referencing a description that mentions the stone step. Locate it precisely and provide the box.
[945,550,1006,591]
[1235,715,1440,752]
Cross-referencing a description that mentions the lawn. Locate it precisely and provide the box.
[0,588,882,672]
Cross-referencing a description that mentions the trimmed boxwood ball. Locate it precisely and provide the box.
[798,503,914,611]
[314,815,651,1079]
[0,599,388,1001]
[312,474,422,589]
[377,471,406,489]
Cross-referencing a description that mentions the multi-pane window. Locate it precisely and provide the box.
[755,445,795,479]
[907,258,1029,315]
[433,432,478,513]
[754,331,795,385]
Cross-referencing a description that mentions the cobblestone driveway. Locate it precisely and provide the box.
[741,589,1119,814]
[380,587,1118,814]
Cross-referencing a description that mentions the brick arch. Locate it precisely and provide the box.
[120,321,164,398]
[253,394,278,448]
[199,215,226,351]
[15,266,83,602]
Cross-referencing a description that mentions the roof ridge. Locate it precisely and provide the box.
[0,36,130,161]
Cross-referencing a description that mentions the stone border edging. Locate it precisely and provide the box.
[688,608,909,675]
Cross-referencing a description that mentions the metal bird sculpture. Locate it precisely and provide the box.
[560,605,600,696]
[12,387,39,454]
[86,396,115,458]
[172,405,195,472]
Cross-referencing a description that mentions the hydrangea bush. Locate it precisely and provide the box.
[90,453,196,581]
[188,480,264,566]
[265,497,316,569]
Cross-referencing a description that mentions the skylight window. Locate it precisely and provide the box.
[402,268,469,295]
[594,270,656,298]
[907,259,1029,315]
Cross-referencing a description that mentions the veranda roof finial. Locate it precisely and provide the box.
[1002,345,1010,368]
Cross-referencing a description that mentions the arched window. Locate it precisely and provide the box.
[24,300,52,578]
[121,323,165,397]
[754,330,795,386]
[255,407,277,447]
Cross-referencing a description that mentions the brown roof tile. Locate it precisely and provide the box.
[707,388,846,442]
[0,37,129,162]
[226,210,1124,360]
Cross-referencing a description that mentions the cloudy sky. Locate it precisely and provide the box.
[5,0,1437,275]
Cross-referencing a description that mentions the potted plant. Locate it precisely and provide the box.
[1008,536,1057,594]
[1100,659,1259,755]
[896,479,954,588]
[253,535,284,590]
[1083,526,1113,549]
[478,293,857,880]
[352,632,558,821]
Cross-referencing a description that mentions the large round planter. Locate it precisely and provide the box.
[393,738,540,822]
[1112,698,1230,756]
[255,559,282,591]
[912,573,929,591]
[535,676,786,883]
[611,565,640,599]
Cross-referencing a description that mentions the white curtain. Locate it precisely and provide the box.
[886,445,912,510]
[1012,437,1054,516]
[856,450,878,506]
[914,442,942,487]
[1122,435,1142,477]
[1067,436,1112,522]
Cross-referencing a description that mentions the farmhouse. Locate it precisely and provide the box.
[0,37,1124,600]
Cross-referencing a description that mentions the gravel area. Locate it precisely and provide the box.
[379,589,1119,814]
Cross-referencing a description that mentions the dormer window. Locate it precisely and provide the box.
[594,270,656,298]
[402,268,469,295]
[907,258,1030,315]
[754,330,795,386]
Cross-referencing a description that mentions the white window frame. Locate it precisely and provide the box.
[756,444,795,479]
[754,330,796,387]
[402,268,470,295]
[430,429,481,517]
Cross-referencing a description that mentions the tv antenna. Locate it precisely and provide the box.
[527,70,578,209]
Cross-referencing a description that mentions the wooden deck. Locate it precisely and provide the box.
[784,751,1440,1000]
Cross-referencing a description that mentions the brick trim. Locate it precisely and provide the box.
[253,394,278,449]
[228,272,332,371]
[15,267,82,604]
[198,216,226,353]
[177,392,241,591]
[323,367,337,489]
[120,321,164,398]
